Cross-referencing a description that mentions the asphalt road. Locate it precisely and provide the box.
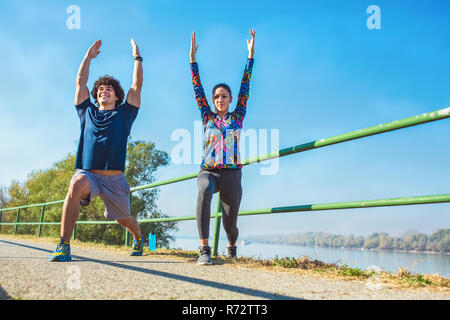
[0,237,448,300]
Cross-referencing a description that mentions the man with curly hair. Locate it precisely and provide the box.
[50,39,144,261]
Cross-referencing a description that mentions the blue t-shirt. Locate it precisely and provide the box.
[74,98,139,171]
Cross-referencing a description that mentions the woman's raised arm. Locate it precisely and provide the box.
[234,29,255,119]
[190,32,212,121]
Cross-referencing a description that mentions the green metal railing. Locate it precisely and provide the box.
[1,106,449,255]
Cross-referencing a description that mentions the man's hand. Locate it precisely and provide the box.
[127,38,143,108]
[247,29,255,59]
[75,40,101,105]
[87,39,102,59]
[131,38,141,58]
[190,31,198,63]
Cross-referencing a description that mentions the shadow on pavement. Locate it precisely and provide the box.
[0,286,12,300]
[0,238,302,300]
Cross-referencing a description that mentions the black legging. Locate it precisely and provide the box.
[196,169,242,245]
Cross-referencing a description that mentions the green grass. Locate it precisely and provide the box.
[338,265,374,278]
[397,268,433,286]
[272,255,375,278]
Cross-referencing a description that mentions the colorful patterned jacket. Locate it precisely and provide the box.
[190,58,254,169]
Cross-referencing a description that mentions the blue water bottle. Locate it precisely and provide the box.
[149,232,156,251]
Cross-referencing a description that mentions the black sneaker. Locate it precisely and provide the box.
[227,245,237,258]
[197,246,212,265]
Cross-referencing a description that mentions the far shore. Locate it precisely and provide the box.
[245,240,450,255]
[174,236,449,255]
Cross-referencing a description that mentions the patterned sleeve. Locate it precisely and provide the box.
[190,62,213,123]
[233,58,254,120]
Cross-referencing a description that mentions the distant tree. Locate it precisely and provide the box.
[0,186,8,208]
[429,229,449,253]
[380,236,394,250]
[332,236,344,248]
[393,238,403,250]
[364,233,380,249]
[343,234,355,248]
[354,236,365,248]
[244,230,449,254]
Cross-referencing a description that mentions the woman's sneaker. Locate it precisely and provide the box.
[197,246,212,265]
[130,236,144,256]
[227,245,237,259]
[49,241,71,262]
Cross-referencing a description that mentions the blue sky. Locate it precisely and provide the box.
[1,0,449,238]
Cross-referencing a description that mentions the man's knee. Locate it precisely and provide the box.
[68,175,90,199]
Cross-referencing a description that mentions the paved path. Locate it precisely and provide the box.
[0,237,448,300]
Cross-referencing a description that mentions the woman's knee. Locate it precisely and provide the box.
[197,175,215,196]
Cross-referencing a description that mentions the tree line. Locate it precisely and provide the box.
[0,139,178,247]
[246,229,450,253]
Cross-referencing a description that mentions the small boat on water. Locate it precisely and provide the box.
[240,240,251,245]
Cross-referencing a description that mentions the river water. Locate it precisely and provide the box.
[169,237,450,278]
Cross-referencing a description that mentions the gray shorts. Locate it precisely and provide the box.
[71,169,131,220]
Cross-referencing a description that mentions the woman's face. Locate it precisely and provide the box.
[212,87,232,114]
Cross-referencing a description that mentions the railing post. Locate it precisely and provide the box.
[212,193,222,256]
[37,205,45,237]
[14,208,20,235]
[72,223,77,241]
[125,229,130,246]
[0,210,2,233]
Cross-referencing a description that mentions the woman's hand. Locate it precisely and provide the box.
[190,31,198,63]
[247,29,255,59]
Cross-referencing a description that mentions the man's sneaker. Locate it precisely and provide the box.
[130,236,144,256]
[197,246,212,265]
[227,245,237,259]
[49,241,71,262]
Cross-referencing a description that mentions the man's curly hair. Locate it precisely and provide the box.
[91,75,125,108]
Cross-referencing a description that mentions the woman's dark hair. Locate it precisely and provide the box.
[91,75,125,108]
[212,83,232,98]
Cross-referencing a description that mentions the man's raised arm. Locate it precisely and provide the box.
[75,39,101,105]
[126,38,143,108]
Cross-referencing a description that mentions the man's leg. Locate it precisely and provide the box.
[117,216,143,256]
[60,175,90,243]
[116,216,142,239]
[50,174,91,261]
[100,174,142,240]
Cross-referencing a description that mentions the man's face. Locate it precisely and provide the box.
[213,87,232,114]
[97,85,118,107]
